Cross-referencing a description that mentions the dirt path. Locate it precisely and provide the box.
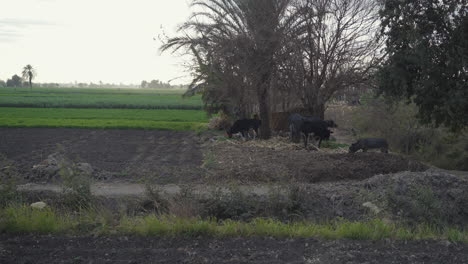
[1,235,467,264]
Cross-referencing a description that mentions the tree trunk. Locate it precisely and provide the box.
[258,88,271,140]
[309,103,325,119]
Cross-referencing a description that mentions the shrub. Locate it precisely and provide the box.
[58,158,93,210]
[140,184,169,215]
[386,184,447,227]
[201,187,256,221]
[267,185,307,221]
[207,111,231,130]
[352,95,468,170]
[0,154,21,207]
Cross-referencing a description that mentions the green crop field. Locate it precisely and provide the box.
[0,87,208,130]
[0,87,202,109]
[0,107,208,130]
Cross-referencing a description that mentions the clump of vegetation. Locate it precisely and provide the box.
[1,204,466,243]
[0,154,21,207]
[58,155,93,210]
[139,183,169,215]
[267,185,307,221]
[207,111,231,130]
[353,95,468,170]
[201,187,257,221]
[0,205,73,233]
[386,185,444,227]
[201,151,217,169]
[168,186,201,219]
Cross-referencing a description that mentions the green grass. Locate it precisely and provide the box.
[0,87,202,109]
[1,205,466,242]
[0,107,208,130]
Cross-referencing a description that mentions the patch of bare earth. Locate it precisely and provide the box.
[0,128,204,183]
[1,235,467,264]
[205,137,427,184]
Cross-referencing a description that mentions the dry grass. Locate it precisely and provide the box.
[218,136,348,153]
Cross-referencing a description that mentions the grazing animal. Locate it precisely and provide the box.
[227,119,261,139]
[288,113,337,144]
[301,120,332,148]
[288,113,304,143]
[349,138,389,153]
[302,116,338,128]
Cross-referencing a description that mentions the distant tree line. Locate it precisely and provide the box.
[140,79,186,89]
[0,77,187,89]
[1,65,37,89]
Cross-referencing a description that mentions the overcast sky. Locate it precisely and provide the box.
[0,0,193,84]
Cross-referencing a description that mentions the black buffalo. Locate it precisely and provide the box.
[288,113,336,145]
[227,119,261,139]
[301,120,332,148]
[349,138,389,153]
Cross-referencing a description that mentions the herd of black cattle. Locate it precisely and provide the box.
[226,114,389,153]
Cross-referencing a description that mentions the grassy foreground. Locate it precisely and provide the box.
[1,205,466,242]
[0,107,208,130]
[0,87,202,110]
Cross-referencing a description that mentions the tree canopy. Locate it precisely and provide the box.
[378,0,468,131]
[6,75,22,87]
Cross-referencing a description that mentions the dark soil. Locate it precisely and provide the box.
[1,234,467,264]
[0,128,204,183]
[206,140,427,183]
[2,128,427,185]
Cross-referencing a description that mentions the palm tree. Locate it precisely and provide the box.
[22,64,36,90]
[161,0,293,139]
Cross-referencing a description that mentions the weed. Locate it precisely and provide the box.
[0,154,21,207]
[201,151,217,169]
[202,187,256,221]
[58,155,93,210]
[1,204,467,242]
[0,205,73,233]
[385,183,455,228]
[140,183,169,215]
[266,185,307,221]
[169,186,201,218]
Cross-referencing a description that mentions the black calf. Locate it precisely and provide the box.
[349,138,389,153]
[227,119,261,139]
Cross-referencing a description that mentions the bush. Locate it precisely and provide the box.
[58,158,93,210]
[0,154,21,207]
[207,111,231,130]
[352,95,468,170]
[267,185,307,221]
[201,187,256,221]
[386,185,445,227]
[140,184,169,215]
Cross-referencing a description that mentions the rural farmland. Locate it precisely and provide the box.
[1,86,467,263]
[1,0,467,263]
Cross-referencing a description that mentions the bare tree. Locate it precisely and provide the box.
[288,0,383,118]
